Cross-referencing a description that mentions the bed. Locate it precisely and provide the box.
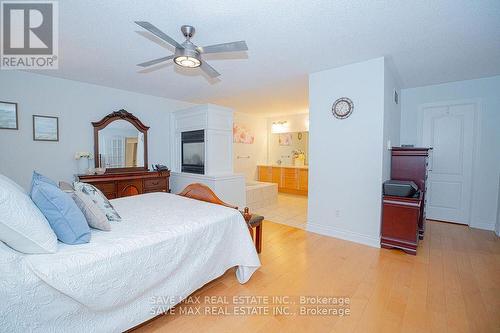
[0,191,261,332]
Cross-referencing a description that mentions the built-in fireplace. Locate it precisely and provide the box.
[181,130,205,174]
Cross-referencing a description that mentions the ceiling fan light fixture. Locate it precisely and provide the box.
[135,22,247,78]
[174,55,201,68]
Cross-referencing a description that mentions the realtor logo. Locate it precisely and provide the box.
[1,1,58,69]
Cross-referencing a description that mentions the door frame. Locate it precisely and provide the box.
[416,98,482,226]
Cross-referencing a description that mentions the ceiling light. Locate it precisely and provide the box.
[174,56,201,68]
[271,121,288,133]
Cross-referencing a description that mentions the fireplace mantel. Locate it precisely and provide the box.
[169,104,245,207]
[170,104,234,176]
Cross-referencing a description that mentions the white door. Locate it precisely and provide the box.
[422,101,476,224]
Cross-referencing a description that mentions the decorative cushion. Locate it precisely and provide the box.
[71,191,111,231]
[30,173,91,245]
[58,181,74,193]
[0,174,58,254]
[58,181,111,231]
[73,182,122,222]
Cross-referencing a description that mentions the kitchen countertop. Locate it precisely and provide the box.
[258,164,309,169]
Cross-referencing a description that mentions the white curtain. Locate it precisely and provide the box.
[137,132,144,167]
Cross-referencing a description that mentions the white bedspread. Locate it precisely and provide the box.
[0,192,260,331]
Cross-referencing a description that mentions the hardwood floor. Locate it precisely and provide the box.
[134,220,500,333]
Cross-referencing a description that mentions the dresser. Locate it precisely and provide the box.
[380,148,431,255]
[77,170,170,199]
[390,147,431,239]
[381,193,423,255]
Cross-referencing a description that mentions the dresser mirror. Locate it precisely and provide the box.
[93,109,149,173]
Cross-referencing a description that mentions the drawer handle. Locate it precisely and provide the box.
[151,181,159,185]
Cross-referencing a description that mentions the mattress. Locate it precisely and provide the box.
[0,192,261,332]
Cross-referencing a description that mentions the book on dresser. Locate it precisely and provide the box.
[77,170,170,199]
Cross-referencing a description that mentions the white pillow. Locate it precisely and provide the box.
[0,174,26,193]
[0,175,58,254]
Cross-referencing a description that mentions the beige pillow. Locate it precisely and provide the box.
[71,190,111,231]
[58,181,74,193]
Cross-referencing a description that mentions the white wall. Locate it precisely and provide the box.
[496,175,500,236]
[266,113,309,166]
[401,75,500,230]
[382,60,401,181]
[233,112,268,181]
[267,113,309,134]
[308,57,385,247]
[0,71,193,190]
[232,112,310,180]
[269,131,308,166]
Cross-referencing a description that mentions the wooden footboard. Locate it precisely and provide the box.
[178,183,239,210]
[178,183,254,225]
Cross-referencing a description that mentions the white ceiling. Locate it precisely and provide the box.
[33,0,500,115]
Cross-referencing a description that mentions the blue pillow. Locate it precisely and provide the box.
[30,172,91,245]
[30,171,57,195]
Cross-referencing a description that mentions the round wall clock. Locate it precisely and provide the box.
[332,97,354,119]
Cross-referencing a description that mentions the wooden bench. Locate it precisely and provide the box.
[243,208,263,254]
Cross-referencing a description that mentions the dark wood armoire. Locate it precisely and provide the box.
[381,147,431,255]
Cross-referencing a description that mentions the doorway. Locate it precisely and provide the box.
[420,100,478,225]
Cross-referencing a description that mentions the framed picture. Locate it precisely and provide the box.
[0,101,18,130]
[233,123,255,144]
[33,115,59,141]
[278,133,292,146]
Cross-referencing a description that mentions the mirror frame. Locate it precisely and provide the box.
[92,109,149,173]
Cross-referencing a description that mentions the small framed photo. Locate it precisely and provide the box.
[33,115,59,142]
[0,101,18,130]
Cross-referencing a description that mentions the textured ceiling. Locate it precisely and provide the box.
[31,0,500,115]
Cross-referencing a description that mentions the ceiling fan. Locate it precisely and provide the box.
[135,21,248,78]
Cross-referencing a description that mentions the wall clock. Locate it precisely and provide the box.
[332,97,354,119]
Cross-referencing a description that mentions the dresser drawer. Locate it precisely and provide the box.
[93,182,116,194]
[144,177,167,190]
[117,180,143,197]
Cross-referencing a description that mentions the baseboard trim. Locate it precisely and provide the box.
[306,222,380,248]
[469,221,495,231]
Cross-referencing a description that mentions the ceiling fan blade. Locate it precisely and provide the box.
[135,21,183,49]
[137,55,174,67]
[200,61,220,78]
[198,41,248,54]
